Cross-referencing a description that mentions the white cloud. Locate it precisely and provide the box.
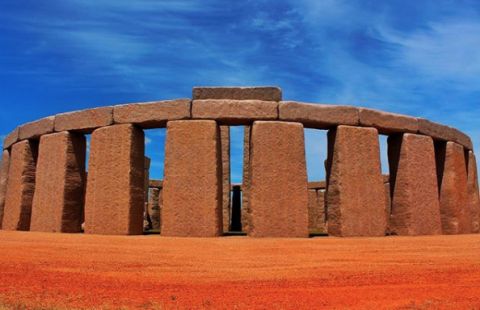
[379,21,480,89]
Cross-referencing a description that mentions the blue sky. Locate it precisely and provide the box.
[1,0,479,182]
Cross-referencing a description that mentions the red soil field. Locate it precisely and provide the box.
[0,231,479,309]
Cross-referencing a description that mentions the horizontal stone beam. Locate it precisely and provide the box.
[55,107,113,133]
[3,128,19,149]
[308,181,326,189]
[418,118,472,150]
[18,117,55,140]
[3,97,474,151]
[193,86,282,101]
[359,108,418,134]
[279,101,359,129]
[192,100,278,124]
[113,99,191,128]
[149,180,163,188]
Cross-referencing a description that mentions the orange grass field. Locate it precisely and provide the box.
[0,231,479,309]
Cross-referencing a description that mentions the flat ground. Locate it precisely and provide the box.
[0,232,479,309]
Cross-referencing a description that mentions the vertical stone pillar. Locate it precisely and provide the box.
[249,121,308,238]
[384,182,391,235]
[162,120,222,237]
[2,140,38,231]
[467,151,480,233]
[318,190,326,233]
[220,125,231,233]
[0,150,10,229]
[148,187,161,230]
[30,132,86,233]
[308,189,326,234]
[387,134,441,235]
[436,141,469,234]
[307,189,318,234]
[143,157,151,231]
[241,125,251,233]
[84,124,145,235]
[326,125,386,237]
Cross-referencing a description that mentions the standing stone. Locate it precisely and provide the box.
[466,151,480,233]
[317,190,327,233]
[220,125,231,233]
[148,187,161,230]
[326,125,386,237]
[2,140,38,231]
[30,132,86,233]
[162,120,222,237]
[437,141,470,234]
[143,157,151,231]
[308,189,326,234]
[249,121,308,238]
[384,182,391,235]
[0,150,11,229]
[242,125,251,234]
[84,124,145,235]
[387,134,442,235]
[307,189,318,234]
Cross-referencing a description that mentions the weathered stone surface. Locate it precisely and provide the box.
[3,128,19,149]
[192,100,278,124]
[382,174,390,183]
[384,182,391,235]
[162,120,222,237]
[466,151,480,233]
[30,132,86,233]
[326,125,386,237]
[55,107,113,133]
[417,119,472,149]
[147,187,161,230]
[242,125,251,234]
[220,125,231,233]
[193,87,282,101]
[113,99,191,128]
[450,127,473,150]
[84,124,145,235]
[143,157,151,230]
[149,179,163,188]
[308,189,326,234]
[279,101,359,129]
[249,121,308,237]
[144,157,150,202]
[317,190,326,234]
[418,118,453,141]
[308,181,326,189]
[18,116,55,140]
[359,108,418,134]
[387,134,442,235]
[0,150,10,229]
[2,140,38,231]
[437,141,470,234]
